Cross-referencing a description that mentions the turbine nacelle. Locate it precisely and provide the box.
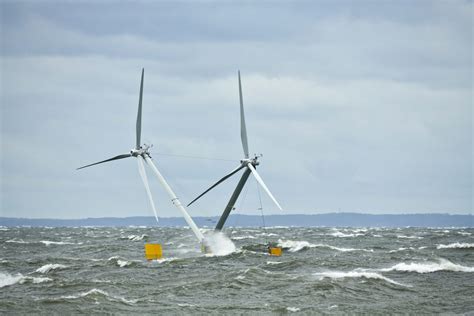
[130,144,152,157]
[240,154,261,167]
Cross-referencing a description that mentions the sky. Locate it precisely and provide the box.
[0,0,472,219]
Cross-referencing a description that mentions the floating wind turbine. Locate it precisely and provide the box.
[187,70,282,230]
[77,69,204,243]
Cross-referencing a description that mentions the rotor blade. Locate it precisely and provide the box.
[247,163,283,211]
[238,70,249,158]
[136,68,144,150]
[76,154,131,170]
[144,156,205,242]
[187,164,246,207]
[137,156,159,223]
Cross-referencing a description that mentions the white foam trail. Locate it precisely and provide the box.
[5,239,29,244]
[231,235,256,240]
[396,235,423,240]
[330,231,364,238]
[278,239,372,253]
[127,234,147,241]
[62,288,138,305]
[117,260,131,268]
[381,259,474,273]
[40,241,79,246]
[314,270,407,287]
[286,307,301,312]
[0,272,52,288]
[266,261,283,265]
[204,231,236,256]
[36,264,67,274]
[437,242,474,249]
[153,257,178,264]
[0,272,23,288]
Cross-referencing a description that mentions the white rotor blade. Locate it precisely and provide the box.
[238,70,249,158]
[137,157,159,223]
[247,163,282,211]
[144,156,204,242]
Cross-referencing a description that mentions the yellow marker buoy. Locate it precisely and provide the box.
[268,246,282,256]
[145,243,162,260]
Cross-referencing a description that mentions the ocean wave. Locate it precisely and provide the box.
[330,231,364,238]
[436,242,474,249]
[258,232,278,237]
[381,259,474,273]
[36,263,67,274]
[40,241,80,246]
[266,261,283,265]
[389,247,415,253]
[457,231,471,236]
[127,234,147,241]
[61,288,138,305]
[314,270,407,287]
[107,256,135,268]
[152,257,179,264]
[0,272,52,288]
[5,238,29,244]
[278,239,372,253]
[396,235,423,240]
[231,235,256,240]
[286,307,301,312]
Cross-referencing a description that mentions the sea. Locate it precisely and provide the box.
[1,226,473,315]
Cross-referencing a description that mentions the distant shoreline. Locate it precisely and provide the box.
[0,213,472,228]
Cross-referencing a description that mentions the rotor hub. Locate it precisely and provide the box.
[240,154,260,167]
[131,143,153,158]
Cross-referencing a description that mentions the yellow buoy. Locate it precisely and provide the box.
[268,246,282,256]
[145,243,162,260]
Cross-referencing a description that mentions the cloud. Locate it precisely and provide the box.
[0,1,472,218]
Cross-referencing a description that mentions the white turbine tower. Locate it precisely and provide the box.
[187,70,282,230]
[77,69,204,243]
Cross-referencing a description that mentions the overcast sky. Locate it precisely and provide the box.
[1,0,472,219]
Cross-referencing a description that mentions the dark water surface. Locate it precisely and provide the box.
[1,226,473,314]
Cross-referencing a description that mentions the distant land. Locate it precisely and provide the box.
[0,213,472,228]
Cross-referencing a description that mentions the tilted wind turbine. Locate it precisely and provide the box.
[187,70,282,230]
[77,69,204,243]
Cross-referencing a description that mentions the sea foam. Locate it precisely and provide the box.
[0,272,52,288]
[204,231,236,256]
[61,288,138,305]
[314,270,407,287]
[381,259,474,273]
[436,243,474,249]
[36,264,67,274]
[278,239,372,253]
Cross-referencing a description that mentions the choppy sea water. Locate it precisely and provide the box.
[1,226,473,314]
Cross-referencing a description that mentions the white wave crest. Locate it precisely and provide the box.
[153,257,178,264]
[0,272,52,288]
[127,234,147,241]
[278,239,372,253]
[62,288,138,305]
[314,270,407,287]
[231,235,256,240]
[381,259,474,273]
[204,231,236,256]
[40,241,79,246]
[396,235,423,240]
[36,264,67,274]
[5,238,29,244]
[278,240,314,252]
[330,231,364,238]
[437,242,474,249]
[107,256,134,267]
[287,307,301,312]
[266,261,283,265]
